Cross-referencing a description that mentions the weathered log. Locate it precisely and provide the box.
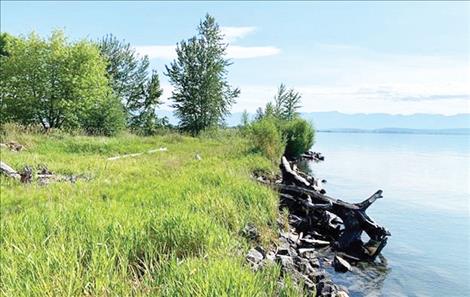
[0,161,20,180]
[277,157,390,261]
[281,156,325,193]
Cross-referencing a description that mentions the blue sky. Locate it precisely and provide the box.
[2,1,469,115]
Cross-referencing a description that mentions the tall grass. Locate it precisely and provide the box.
[0,128,303,296]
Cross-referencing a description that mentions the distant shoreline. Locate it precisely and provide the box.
[317,128,470,136]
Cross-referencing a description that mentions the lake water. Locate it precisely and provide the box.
[307,132,470,297]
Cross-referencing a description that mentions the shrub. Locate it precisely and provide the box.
[78,95,126,136]
[248,117,285,162]
[282,118,315,158]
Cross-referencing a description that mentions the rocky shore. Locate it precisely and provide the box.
[247,152,390,296]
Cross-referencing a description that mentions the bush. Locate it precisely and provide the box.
[282,118,315,158]
[78,95,126,136]
[248,117,285,162]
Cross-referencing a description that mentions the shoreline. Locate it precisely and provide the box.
[317,129,470,136]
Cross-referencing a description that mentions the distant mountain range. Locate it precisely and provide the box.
[316,128,470,135]
[157,110,470,135]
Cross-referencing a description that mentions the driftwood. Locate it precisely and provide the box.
[0,161,85,184]
[275,156,390,261]
[0,161,20,180]
[301,151,324,161]
[0,141,25,152]
[107,147,167,161]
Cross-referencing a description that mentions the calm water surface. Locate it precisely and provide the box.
[308,132,470,297]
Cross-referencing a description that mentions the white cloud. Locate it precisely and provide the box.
[226,46,281,59]
[134,25,280,60]
[134,45,280,60]
[145,42,470,116]
[220,26,256,42]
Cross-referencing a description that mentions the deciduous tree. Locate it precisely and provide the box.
[165,14,239,135]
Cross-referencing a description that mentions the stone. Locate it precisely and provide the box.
[335,291,349,297]
[309,270,327,282]
[333,255,351,273]
[254,245,266,257]
[246,248,264,264]
[276,238,291,256]
[298,259,315,274]
[276,255,295,272]
[265,251,276,262]
[308,257,320,268]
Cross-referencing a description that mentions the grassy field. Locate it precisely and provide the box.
[0,128,303,296]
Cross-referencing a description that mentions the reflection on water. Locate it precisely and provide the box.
[308,132,470,297]
[329,256,390,297]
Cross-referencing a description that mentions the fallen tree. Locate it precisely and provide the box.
[256,156,390,263]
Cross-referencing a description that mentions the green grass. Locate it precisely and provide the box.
[0,129,303,296]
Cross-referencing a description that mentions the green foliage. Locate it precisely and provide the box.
[0,32,12,57]
[0,129,305,296]
[282,118,315,158]
[0,30,124,135]
[79,94,126,136]
[258,83,303,121]
[165,14,240,135]
[248,117,285,162]
[98,34,164,132]
[250,84,313,158]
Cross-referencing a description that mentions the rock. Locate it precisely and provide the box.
[276,255,295,272]
[254,245,266,257]
[276,238,291,256]
[309,270,327,282]
[297,258,315,274]
[333,255,351,273]
[246,248,264,264]
[308,257,320,268]
[335,291,349,297]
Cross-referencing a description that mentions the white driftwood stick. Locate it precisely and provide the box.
[107,147,167,161]
[0,161,21,179]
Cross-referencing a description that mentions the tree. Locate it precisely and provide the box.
[128,70,165,135]
[241,109,250,127]
[272,83,302,120]
[165,14,240,135]
[282,88,302,120]
[254,107,264,121]
[273,83,288,118]
[0,33,12,57]
[98,35,163,129]
[264,102,275,118]
[0,30,125,134]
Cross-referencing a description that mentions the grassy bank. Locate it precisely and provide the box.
[0,129,302,296]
